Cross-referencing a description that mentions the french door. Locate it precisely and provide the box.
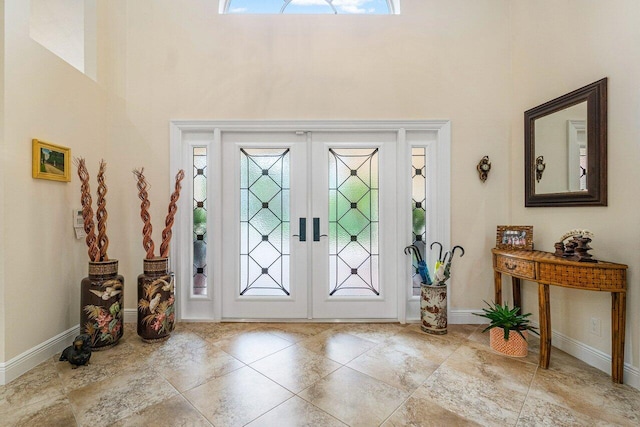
[171,120,451,322]
[221,131,397,319]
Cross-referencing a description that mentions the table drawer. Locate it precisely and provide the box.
[495,255,536,279]
[538,263,626,291]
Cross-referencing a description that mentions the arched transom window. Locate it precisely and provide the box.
[221,0,399,15]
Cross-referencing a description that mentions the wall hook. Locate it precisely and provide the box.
[477,156,491,182]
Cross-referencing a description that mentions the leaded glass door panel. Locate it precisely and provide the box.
[221,132,309,319]
[221,130,398,320]
[310,132,398,319]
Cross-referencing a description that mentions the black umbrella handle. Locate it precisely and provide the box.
[403,245,423,262]
[451,245,465,258]
[430,241,444,261]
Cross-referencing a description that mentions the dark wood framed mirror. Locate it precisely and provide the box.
[525,78,607,207]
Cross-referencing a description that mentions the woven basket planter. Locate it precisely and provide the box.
[489,328,528,357]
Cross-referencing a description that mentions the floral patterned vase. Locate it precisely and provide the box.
[137,257,175,342]
[420,283,447,335]
[80,260,125,350]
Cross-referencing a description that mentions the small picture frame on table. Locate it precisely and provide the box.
[496,225,533,250]
[32,139,71,182]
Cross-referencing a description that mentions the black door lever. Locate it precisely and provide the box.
[292,217,306,242]
[313,217,328,242]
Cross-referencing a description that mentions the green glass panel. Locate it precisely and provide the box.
[328,148,379,296]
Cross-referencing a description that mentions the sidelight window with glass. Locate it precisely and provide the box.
[411,147,427,296]
[193,147,208,296]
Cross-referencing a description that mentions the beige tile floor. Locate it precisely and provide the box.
[2,322,640,426]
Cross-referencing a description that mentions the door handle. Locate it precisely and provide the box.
[313,217,328,242]
[292,217,306,242]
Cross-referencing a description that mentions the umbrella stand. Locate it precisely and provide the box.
[420,282,448,335]
[407,243,464,335]
[404,243,447,335]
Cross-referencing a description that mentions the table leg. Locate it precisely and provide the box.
[538,283,551,369]
[512,277,522,309]
[494,270,502,305]
[611,292,626,384]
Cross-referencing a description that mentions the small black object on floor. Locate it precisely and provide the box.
[59,334,92,369]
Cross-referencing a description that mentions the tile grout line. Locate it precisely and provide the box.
[378,325,488,426]
[286,329,407,424]
[178,390,215,427]
[51,357,82,427]
[515,364,539,426]
[245,354,350,426]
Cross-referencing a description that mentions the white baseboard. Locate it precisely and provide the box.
[624,365,640,390]
[0,325,80,385]
[448,309,485,325]
[124,308,137,324]
[1,310,136,386]
[406,309,485,324]
[532,321,640,390]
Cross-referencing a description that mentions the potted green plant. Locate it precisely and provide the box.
[475,301,539,357]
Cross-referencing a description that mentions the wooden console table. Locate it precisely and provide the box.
[492,248,628,383]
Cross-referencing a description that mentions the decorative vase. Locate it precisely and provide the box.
[137,257,175,342]
[80,260,124,350]
[489,328,528,357]
[420,283,447,334]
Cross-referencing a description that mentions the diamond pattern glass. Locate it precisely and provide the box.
[193,147,208,296]
[329,148,379,296]
[240,148,290,296]
[411,147,427,296]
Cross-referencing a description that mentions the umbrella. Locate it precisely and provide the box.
[404,245,432,285]
[431,243,465,286]
[430,241,445,275]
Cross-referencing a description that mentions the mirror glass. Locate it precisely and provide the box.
[525,78,607,207]
[534,101,587,194]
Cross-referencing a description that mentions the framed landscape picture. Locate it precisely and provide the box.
[496,225,534,250]
[32,139,71,182]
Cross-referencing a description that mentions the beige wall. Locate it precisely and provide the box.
[2,0,109,360]
[510,0,640,368]
[1,0,638,382]
[0,0,6,359]
[105,0,512,324]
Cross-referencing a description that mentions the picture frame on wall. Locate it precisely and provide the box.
[496,225,534,250]
[32,139,71,182]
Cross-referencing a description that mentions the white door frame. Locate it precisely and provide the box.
[170,120,451,322]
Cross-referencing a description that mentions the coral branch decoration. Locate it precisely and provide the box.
[160,170,185,258]
[133,168,155,259]
[75,158,100,262]
[96,160,109,261]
